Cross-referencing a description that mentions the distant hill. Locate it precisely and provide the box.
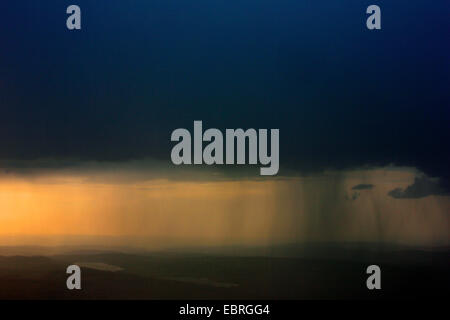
[0,245,448,299]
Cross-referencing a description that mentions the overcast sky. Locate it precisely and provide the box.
[1,1,449,180]
[0,1,448,247]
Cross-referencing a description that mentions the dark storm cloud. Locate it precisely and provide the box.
[345,192,360,201]
[0,158,282,183]
[388,176,450,199]
[0,1,449,181]
[352,184,374,190]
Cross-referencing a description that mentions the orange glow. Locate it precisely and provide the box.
[0,168,448,248]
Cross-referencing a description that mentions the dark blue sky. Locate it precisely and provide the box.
[0,1,449,180]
